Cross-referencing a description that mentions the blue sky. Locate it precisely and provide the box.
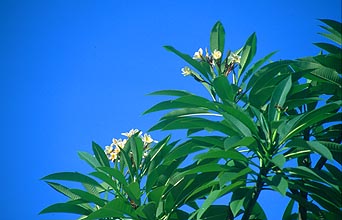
[1,1,341,219]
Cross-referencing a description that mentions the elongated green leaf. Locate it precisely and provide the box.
[69,189,106,206]
[279,101,341,144]
[287,166,338,189]
[269,174,288,196]
[164,46,212,81]
[42,172,103,189]
[39,203,92,215]
[199,205,230,220]
[222,112,252,137]
[319,19,342,35]
[197,190,221,220]
[250,202,267,220]
[210,21,225,53]
[197,181,244,219]
[194,149,248,162]
[282,199,295,220]
[78,151,101,169]
[46,182,80,200]
[272,154,286,169]
[230,188,249,216]
[147,89,192,97]
[313,42,342,54]
[221,105,259,136]
[92,142,110,168]
[268,75,292,121]
[85,197,138,219]
[212,75,234,102]
[246,60,294,92]
[97,167,127,186]
[161,108,213,120]
[224,136,256,150]
[307,141,333,160]
[152,117,233,135]
[242,51,277,84]
[238,32,257,78]
[295,58,342,87]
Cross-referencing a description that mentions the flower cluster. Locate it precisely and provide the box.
[104,129,156,162]
[181,48,223,77]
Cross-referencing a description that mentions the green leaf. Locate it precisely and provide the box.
[41,172,103,189]
[85,197,138,219]
[313,42,342,54]
[197,181,244,219]
[220,105,259,136]
[46,182,80,200]
[212,75,234,102]
[224,136,256,150]
[39,203,92,215]
[269,174,288,196]
[197,190,221,220]
[246,60,294,93]
[268,75,292,121]
[287,166,339,189]
[147,89,192,97]
[279,101,341,144]
[69,189,106,206]
[238,32,257,78]
[282,199,295,220]
[241,51,277,84]
[210,21,225,53]
[92,141,110,168]
[78,151,101,169]
[307,141,333,160]
[199,205,229,220]
[97,167,127,186]
[272,154,286,169]
[194,149,248,162]
[318,19,342,45]
[230,188,248,216]
[164,45,212,81]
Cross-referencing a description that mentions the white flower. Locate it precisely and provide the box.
[112,138,127,149]
[181,66,192,76]
[212,49,222,60]
[193,48,203,60]
[104,145,113,154]
[108,151,118,162]
[141,133,154,145]
[228,52,241,64]
[121,129,140,138]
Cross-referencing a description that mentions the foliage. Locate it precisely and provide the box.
[40,19,342,220]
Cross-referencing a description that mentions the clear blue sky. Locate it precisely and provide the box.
[1,1,341,219]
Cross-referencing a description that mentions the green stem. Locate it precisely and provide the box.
[241,168,267,220]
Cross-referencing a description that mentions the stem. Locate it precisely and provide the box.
[241,168,267,220]
[298,126,311,220]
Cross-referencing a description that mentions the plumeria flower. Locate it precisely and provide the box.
[141,133,155,145]
[212,49,222,60]
[193,48,203,60]
[108,151,118,162]
[181,66,192,76]
[112,138,127,149]
[104,145,114,154]
[121,129,140,138]
[228,52,241,64]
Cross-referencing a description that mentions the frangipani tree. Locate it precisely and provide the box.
[40,19,341,220]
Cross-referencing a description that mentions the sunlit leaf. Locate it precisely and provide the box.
[238,32,257,78]
[210,21,225,53]
[39,203,91,215]
[42,172,103,189]
[92,141,110,168]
